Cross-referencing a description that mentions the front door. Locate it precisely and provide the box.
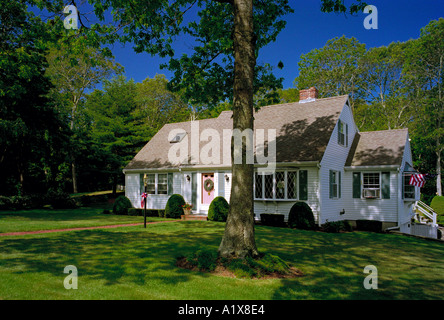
[202,173,215,204]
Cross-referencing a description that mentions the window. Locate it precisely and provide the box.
[403,174,415,199]
[362,172,380,198]
[254,170,303,201]
[141,173,170,195]
[354,172,390,199]
[157,173,168,195]
[337,120,348,146]
[287,171,297,199]
[146,174,156,194]
[329,170,341,199]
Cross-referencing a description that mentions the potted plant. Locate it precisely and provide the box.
[182,203,193,215]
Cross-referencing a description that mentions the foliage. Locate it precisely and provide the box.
[46,189,77,209]
[208,197,229,222]
[287,202,316,230]
[430,196,444,216]
[112,195,133,215]
[164,194,185,219]
[321,220,352,233]
[186,250,218,272]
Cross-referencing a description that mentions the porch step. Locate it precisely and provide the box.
[181,214,208,221]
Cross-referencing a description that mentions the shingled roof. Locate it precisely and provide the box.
[124,95,349,170]
[345,129,408,167]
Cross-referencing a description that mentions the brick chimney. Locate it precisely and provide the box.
[299,87,318,103]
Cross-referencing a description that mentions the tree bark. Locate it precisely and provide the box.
[218,0,258,259]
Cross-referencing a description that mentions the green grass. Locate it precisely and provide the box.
[0,214,443,299]
[0,207,166,233]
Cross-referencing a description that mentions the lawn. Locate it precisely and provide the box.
[0,207,166,233]
[0,211,443,300]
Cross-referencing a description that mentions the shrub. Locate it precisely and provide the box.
[0,196,12,210]
[260,214,285,227]
[165,194,185,219]
[112,196,133,215]
[45,189,77,209]
[288,202,316,230]
[356,220,383,232]
[187,250,217,271]
[208,196,229,222]
[322,220,352,233]
[430,196,444,216]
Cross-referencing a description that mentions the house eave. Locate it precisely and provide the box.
[123,161,320,174]
[344,165,400,171]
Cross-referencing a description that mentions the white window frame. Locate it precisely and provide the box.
[144,173,168,195]
[403,174,416,200]
[254,170,299,201]
[330,170,340,199]
[362,172,381,199]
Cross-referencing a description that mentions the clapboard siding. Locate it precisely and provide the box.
[319,102,356,224]
[342,170,398,222]
[125,173,140,208]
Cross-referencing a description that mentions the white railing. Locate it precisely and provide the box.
[414,201,437,226]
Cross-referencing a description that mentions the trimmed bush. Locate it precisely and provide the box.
[208,196,229,222]
[287,202,316,230]
[112,195,133,215]
[165,194,185,219]
[431,196,444,216]
[322,220,352,233]
[260,214,285,227]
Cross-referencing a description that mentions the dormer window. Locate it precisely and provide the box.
[169,132,186,143]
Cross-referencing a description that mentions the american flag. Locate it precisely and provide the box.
[409,174,426,188]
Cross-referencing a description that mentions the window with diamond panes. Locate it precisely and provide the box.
[275,172,285,199]
[255,172,263,198]
[287,171,297,199]
[264,174,273,199]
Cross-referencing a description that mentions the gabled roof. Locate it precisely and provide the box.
[345,129,408,167]
[125,95,349,170]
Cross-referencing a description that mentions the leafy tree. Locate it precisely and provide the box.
[358,42,412,131]
[45,41,123,193]
[404,18,444,196]
[294,36,367,111]
[0,0,69,195]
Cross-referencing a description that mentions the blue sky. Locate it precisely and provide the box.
[107,0,443,89]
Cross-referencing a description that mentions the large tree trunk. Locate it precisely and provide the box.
[218,0,258,259]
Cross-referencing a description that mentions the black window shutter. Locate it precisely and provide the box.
[353,172,361,198]
[339,171,342,198]
[299,170,308,200]
[329,170,333,199]
[168,173,173,195]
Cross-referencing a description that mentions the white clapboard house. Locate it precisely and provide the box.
[124,87,438,238]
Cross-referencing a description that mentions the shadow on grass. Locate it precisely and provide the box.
[0,222,443,299]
